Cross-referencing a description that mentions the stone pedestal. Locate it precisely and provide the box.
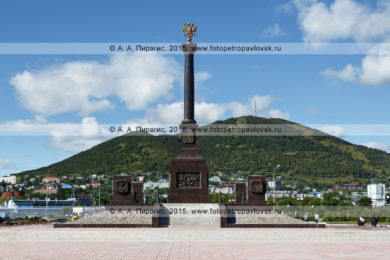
[111,175,132,205]
[246,176,267,205]
[132,183,144,204]
[111,175,144,205]
[168,147,210,203]
[235,182,246,204]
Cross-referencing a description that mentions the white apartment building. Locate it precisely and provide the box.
[0,175,16,185]
[367,183,386,207]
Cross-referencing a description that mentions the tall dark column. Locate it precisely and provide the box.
[168,23,210,203]
[181,43,198,145]
[182,44,197,124]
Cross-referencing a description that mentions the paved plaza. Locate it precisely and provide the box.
[1,224,390,259]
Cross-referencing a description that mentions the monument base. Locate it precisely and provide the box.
[168,146,210,203]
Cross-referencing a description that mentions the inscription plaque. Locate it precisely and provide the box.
[177,172,200,188]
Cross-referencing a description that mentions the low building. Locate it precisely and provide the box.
[268,181,282,188]
[335,184,363,192]
[209,176,221,182]
[86,183,100,188]
[12,200,73,208]
[143,181,169,190]
[211,184,234,194]
[310,191,324,199]
[0,175,16,184]
[42,177,60,184]
[222,184,234,194]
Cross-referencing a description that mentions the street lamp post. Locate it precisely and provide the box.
[98,184,101,212]
[273,165,280,210]
[45,187,48,218]
[72,188,75,213]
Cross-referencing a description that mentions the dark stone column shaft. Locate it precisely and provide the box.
[184,53,195,123]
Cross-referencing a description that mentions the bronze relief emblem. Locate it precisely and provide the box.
[177,172,200,188]
[115,180,130,194]
[251,180,265,194]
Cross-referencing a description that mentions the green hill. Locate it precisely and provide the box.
[17,116,390,187]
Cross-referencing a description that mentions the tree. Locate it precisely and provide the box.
[357,196,372,206]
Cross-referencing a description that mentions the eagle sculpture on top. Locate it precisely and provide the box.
[183,23,197,43]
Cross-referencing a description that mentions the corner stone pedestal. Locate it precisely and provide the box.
[246,175,267,205]
[110,175,144,206]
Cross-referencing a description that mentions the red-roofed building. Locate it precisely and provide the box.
[86,183,101,187]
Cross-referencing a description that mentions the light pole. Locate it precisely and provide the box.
[273,165,280,207]
[45,186,48,218]
[98,184,101,212]
[72,187,75,213]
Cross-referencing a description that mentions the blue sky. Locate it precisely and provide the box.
[1,0,390,176]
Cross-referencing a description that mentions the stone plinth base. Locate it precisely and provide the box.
[168,147,210,203]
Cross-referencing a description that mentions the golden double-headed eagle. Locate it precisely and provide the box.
[183,23,197,43]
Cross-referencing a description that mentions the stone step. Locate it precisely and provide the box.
[158,204,222,228]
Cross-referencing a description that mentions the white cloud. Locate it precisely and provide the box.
[228,95,290,120]
[0,117,110,152]
[126,95,290,127]
[294,0,390,86]
[0,94,290,151]
[269,109,290,120]
[229,95,272,117]
[322,42,390,86]
[276,1,295,14]
[307,107,319,115]
[10,53,181,116]
[195,71,212,84]
[195,102,228,124]
[322,64,359,83]
[144,101,228,125]
[0,159,12,170]
[319,125,347,137]
[295,0,390,42]
[362,142,390,152]
[49,117,109,152]
[262,24,285,38]
[144,103,183,125]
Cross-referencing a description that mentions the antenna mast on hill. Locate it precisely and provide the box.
[254,101,257,117]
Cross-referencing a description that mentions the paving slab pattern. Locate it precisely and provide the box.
[1,224,390,259]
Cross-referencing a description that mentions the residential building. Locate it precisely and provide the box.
[209,176,221,182]
[86,183,100,188]
[335,184,363,192]
[0,175,16,184]
[143,180,169,190]
[268,180,282,188]
[210,184,234,194]
[42,177,60,184]
[367,183,386,207]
